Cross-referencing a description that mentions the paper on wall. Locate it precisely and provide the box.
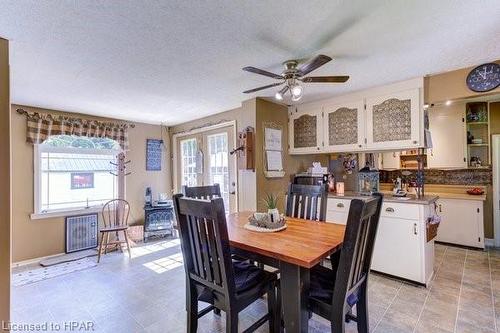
[264,128,282,151]
[266,150,283,171]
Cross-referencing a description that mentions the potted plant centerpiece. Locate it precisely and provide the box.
[263,193,280,223]
[245,192,286,232]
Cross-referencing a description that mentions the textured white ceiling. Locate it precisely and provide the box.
[1,1,499,125]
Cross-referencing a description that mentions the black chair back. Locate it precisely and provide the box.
[285,183,328,221]
[173,194,236,296]
[332,193,383,310]
[182,184,221,200]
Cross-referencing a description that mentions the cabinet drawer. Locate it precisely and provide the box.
[380,202,420,220]
[325,211,347,225]
[327,198,351,213]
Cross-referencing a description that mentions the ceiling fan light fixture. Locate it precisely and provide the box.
[291,84,303,98]
[242,54,348,100]
[275,86,288,101]
[291,93,302,102]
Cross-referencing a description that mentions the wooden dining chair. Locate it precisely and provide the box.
[97,199,132,263]
[182,183,228,314]
[308,193,383,333]
[173,194,280,333]
[182,183,221,200]
[285,183,328,221]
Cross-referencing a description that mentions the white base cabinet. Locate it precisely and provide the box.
[325,198,351,225]
[435,198,484,249]
[371,202,434,286]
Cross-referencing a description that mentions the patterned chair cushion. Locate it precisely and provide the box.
[198,261,269,303]
[309,262,358,307]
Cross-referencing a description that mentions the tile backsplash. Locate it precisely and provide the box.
[379,167,492,185]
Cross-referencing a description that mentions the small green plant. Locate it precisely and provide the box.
[262,193,279,210]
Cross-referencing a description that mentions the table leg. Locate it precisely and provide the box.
[280,261,310,333]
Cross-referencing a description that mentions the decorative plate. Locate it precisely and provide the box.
[246,212,287,232]
[243,222,287,233]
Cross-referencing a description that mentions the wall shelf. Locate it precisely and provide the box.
[466,102,490,167]
[467,122,488,125]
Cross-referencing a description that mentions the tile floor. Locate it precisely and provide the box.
[9,240,500,333]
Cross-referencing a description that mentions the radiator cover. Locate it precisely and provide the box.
[65,213,99,253]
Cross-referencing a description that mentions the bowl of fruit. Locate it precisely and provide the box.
[467,188,484,195]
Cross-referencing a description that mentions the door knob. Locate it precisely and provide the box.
[229,191,236,195]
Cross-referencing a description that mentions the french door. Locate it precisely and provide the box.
[176,125,237,213]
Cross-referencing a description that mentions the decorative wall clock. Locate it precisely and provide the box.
[466,62,500,92]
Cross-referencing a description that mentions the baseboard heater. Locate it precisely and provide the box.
[65,213,99,253]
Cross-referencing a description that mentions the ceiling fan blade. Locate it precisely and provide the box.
[242,66,284,79]
[243,82,283,94]
[302,76,350,83]
[297,55,332,76]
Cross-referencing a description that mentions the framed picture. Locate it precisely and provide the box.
[71,172,94,189]
[146,139,163,171]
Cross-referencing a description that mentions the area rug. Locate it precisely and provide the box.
[12,258,97,286]
[39,249,98,267]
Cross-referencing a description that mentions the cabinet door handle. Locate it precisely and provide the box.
[438,204,442,212]
[358,144,362,148]
[385,207,394,213]
[337,203,344,208]
[414,223,418,235]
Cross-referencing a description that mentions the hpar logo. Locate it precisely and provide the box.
[2,321,95,331]
[64,321,95,331]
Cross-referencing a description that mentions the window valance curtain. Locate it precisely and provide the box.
[16,108,134,150]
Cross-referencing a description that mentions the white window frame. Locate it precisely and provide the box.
[32,144,122,220]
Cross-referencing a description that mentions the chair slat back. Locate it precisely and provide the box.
[102,199,130,228]
[173,194,235,295]
[285,183,328,221]
[332,193,383,307]
[183,184,221,200]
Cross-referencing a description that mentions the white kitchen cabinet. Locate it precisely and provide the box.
[325,198,351,224]
[380,151,400,169]
[371,201,434,285]
[323,100,365,152]
[427,105,467,168]
[289,78,424,154]
[435,198,484,248]
[366,88,422,150]
[288,105,323,154]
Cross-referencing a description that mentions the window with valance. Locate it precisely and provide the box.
[17,109,134,218]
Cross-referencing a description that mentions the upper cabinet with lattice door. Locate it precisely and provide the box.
[288,105,323,154]
[365,88,422,150]
[288,79,424,154]
[323,100,365,152]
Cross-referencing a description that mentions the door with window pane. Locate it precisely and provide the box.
[205,131,233,212]
[176,126,236,213]
[180,138,199,187]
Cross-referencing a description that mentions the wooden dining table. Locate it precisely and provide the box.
[226,211,346,333]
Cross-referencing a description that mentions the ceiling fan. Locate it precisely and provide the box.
[242,54,349,101]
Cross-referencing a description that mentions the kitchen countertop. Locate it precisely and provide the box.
[328,191,439,205]
[379,183,487,201]
[424,191,486,201]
